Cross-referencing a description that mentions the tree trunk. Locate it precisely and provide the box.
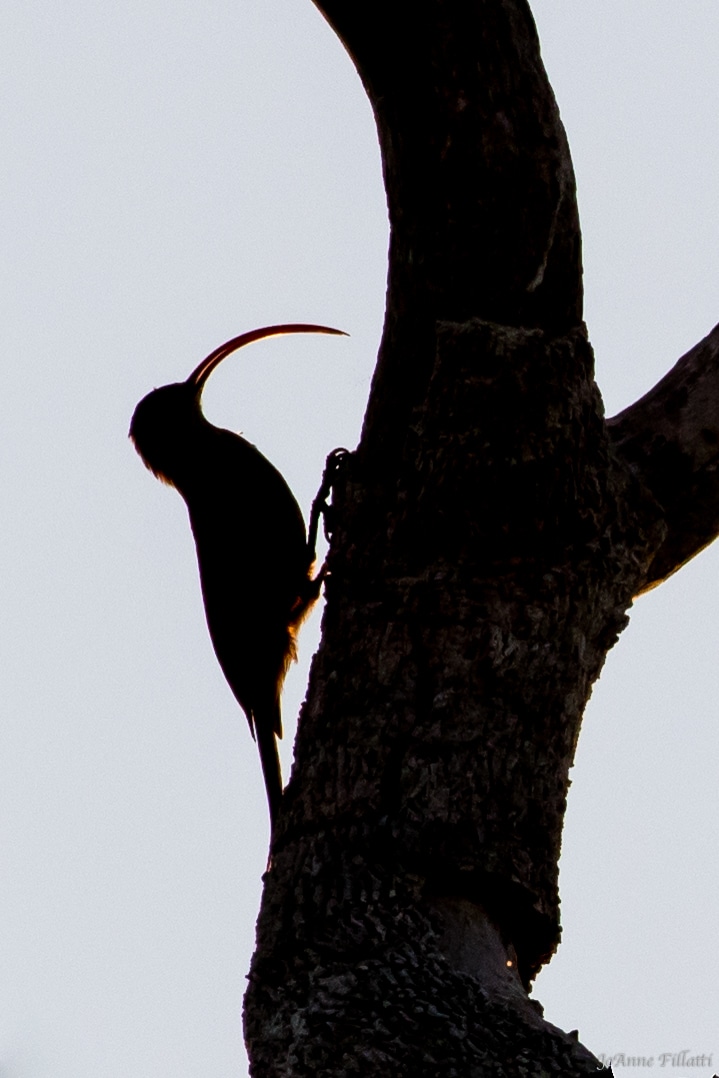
[244,2,719,1073]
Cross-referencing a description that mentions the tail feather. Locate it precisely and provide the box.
[254,703,283,826]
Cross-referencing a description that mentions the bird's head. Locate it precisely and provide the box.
[129,380,200,485]
[129,323,347,486]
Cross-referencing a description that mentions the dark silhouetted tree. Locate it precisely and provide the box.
[244,3,719,1073]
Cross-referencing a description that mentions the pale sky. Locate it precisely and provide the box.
[2,2,718,1075]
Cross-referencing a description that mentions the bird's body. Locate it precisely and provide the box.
[129,324,345,824]
[182,425,316,818]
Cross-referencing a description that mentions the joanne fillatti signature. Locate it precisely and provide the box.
[596,1050,714,1070]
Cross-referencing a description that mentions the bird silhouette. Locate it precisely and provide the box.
[129,324,346,824]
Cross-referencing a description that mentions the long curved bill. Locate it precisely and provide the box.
[188,323,348,390]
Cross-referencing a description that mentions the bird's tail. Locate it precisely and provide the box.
[254,703,283,827]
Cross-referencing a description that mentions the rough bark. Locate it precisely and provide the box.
[244,2,719,1074]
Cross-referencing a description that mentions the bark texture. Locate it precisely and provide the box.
[244,2,719,1073]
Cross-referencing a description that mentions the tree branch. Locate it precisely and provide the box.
[312,0,583,472]
[608,321,719,592]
